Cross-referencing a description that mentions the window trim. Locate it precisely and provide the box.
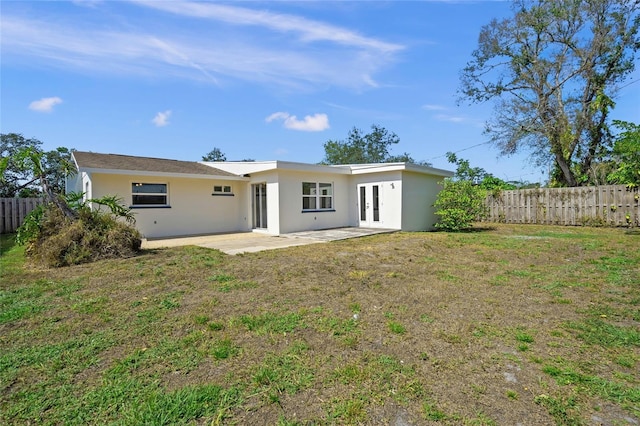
[302,181,334,212]
[130,182,169,208]
[212,184,234,196]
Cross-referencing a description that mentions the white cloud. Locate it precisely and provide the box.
[29,96,63,113]
[133,1,403,54]
[1,3,403,91]
[152,110,172,127]
[266,112,330,132]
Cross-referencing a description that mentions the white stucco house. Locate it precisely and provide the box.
[67,151,453,239]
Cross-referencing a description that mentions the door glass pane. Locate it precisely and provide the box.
[359,186,366,221]
[253,185,261,228]
[373,185,380,222]
[260,184,267,228]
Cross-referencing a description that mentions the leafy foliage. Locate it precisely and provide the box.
[0,134,74,197]
[434,153,514,231]
[321,124,429,165]
[6,142,142,267]
[607,120,640,187]
[434,179,488,231]
[202,147,227,162]
[459,0,640,187]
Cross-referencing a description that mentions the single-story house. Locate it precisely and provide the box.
[67,151,453,239]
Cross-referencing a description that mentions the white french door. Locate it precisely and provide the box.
[357,183,382,227]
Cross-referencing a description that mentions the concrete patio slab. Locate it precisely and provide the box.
[141,227,395,255]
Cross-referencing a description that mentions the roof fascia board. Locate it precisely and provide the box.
[348,162,454,177]
[82,168,248,181]
[208,160,351,175]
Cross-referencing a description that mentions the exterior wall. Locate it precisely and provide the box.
[246,171,281,235]
[350,171,403,230]
[89,173,248,238]
[271,170,352,234]
[401,171,443,231]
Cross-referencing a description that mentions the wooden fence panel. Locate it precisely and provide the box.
[485,185,639,227]
[0,198,45,234]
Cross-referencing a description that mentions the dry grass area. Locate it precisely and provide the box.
[1,224,639,425]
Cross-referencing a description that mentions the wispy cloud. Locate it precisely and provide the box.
[422,104,447,111]
[152,110,172,127]
[1,2,404,91]
[422,103,470,123]
[266,112,330,132]
[29,96,63,113]
[434,114,465,123]
[134,1,403,53]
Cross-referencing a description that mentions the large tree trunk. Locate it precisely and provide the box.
[41,177,78,220]
[555,153,578,187]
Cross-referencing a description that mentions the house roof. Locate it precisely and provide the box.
[208,160,454,178]
[72,151,239,178]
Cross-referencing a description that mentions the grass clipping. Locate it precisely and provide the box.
[26,206,142,267]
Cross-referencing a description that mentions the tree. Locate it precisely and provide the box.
[445,152,517,190]
[321,124,428,165]
[434,153,518,231]
[459,0,640,187]
[607,120,640,186]
[2,146,78,219]
[202,148,227,162]
[0,133,73,197]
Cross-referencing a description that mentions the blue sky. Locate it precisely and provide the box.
[2,1,639,184]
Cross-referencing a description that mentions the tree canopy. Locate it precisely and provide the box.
[321,125,428,165]
[459,0,640,187]
[0,133,74,197]
[202,148,227,162]
[607,120,640,186]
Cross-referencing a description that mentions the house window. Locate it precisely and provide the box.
[131,182,168,206]
[302,182,333,211]
[212,185,233,195]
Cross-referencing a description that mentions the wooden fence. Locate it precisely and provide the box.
[485,185,640,227]
[0,198,45,234]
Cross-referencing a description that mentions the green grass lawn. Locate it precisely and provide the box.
[1,225,638,425]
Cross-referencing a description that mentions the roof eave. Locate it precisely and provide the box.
[80,167,249,181]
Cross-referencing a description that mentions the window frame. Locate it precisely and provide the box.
[130,182,170,208]
[212,184,234,196]
[302,181,334,212]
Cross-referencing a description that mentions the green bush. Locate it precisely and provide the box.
[434,179,488,231]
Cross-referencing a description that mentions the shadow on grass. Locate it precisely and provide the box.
[0,234,17,256]
[432,226,497,233]
[624,229,640,236]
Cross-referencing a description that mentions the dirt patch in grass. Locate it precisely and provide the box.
[1,224,639,425]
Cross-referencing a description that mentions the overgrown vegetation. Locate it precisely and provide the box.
[1,225,638,425]
[18,195,141,267]
[2,145,141,267]
[434,153,518,231]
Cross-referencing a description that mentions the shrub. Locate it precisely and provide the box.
[434,179,488,231]
[18,197,141,267]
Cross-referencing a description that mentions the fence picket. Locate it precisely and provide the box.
[485,185,639,227]
[0,198,45,234]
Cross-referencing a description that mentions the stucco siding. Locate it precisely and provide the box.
[90,173,248,238]
[275,170,352,234]
[401,171,443,231]
[350,171,403,229]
